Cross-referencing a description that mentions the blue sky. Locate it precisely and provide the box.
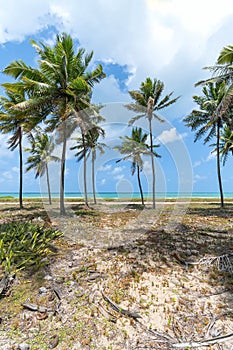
[0,0,233,196]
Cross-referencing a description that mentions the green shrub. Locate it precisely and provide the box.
[0,222,62,273]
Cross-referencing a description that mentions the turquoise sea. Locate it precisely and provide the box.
[0,192,233,199]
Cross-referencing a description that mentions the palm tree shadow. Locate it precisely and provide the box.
[187,203,233,218]
[107,222,233,289]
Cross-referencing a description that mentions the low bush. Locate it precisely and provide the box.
[0,221,62,273]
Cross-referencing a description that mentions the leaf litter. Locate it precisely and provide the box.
[0,201,233,349]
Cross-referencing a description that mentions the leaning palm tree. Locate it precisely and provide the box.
[71,125,106,206]
[126,77,179,208]
[0,88,30,209]
[3,33,105,215]
[184,81,230,207]
[114,127,161,206]
[24,128,60,205]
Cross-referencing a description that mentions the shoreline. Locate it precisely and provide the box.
[0,196,233,204]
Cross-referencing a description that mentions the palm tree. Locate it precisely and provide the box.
[0,88,31,209]
[114,127,161,206]
[199,45,233,87]
[2,33,105,215]
[197,45,233,130]
[71,125,106,206]
[87,126,107,205]
[126,77,179,208]
[219,125,233,165]
[24,128,60,205]
[184,82,229,207]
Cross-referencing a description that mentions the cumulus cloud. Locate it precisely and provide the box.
[1,0,232,98]
[157,128,187,144]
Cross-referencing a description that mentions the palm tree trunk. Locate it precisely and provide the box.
[46,163,52,205]
[216,118,224,208]
[149,118,156,209]
[82,132,89,208]
[60,123,67,215]
[19,127,23,210]
[92,150,97,204]
[137,165,144,206]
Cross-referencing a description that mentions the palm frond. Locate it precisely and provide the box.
[128,113,145,126]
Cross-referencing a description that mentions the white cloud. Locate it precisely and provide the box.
[194,174,207,183]
[193,160,201,168]
[2,171,13,180]
[0,134,15,159]
[114,174,125,181]
[1,0,233,194]
[12,166,19,173]
[1,0,232,91]
[98,164,112,172]
[206,152,216,161]
[157,128,187,144]
[100,178,106,185]
[0,0,232,127]
[112,166,125,175]
[192,151,216,170]
[2,166,19,182]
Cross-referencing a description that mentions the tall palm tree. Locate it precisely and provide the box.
[87,126,107,205]
[2,33,105,215]
[197,45,233,129]
[219,125,233,165]
[114,127,160,206]
[126,77,179,208]
[184,82,229,207]
[71,125,106,206]
[24,128,60,205]
[0,88,30,209]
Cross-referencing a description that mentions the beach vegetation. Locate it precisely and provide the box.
[0,221,62,274]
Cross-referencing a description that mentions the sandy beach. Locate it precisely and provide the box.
[0,200,233,349]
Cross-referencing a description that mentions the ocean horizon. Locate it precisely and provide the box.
[1,191,233,199]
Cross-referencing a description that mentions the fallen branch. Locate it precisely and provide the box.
[21,302,53,313]
[172,332,233,348]
[97,302,117,323]
[102,291,142,320]
[205,310,233,337]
